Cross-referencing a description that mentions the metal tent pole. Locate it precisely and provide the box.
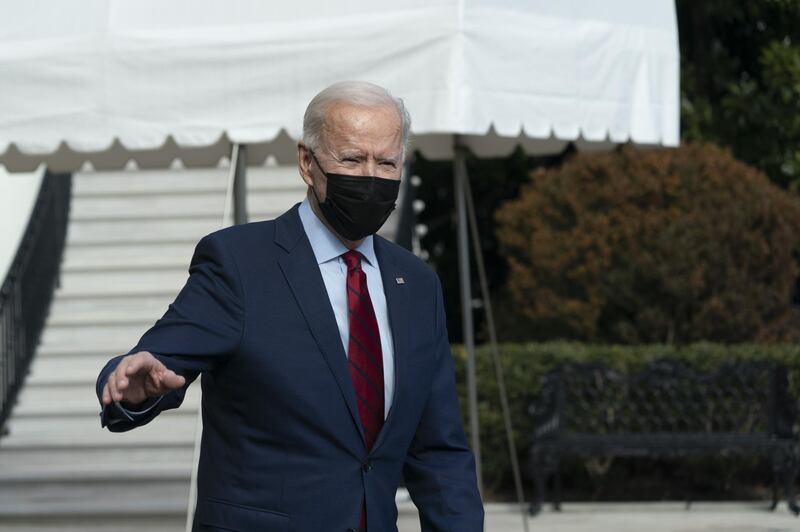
[463,172,529,532]
[454,136,483,495]
[232,143,249,225]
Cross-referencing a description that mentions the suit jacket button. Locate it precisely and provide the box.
[362,461,373,472]
[346,528,358,532]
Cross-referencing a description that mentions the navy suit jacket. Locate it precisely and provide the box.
[96,203,484,532]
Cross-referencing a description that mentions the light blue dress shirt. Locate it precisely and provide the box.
[298,197,395,419]
[113,199,395,420]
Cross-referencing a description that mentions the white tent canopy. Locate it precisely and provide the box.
[0,0,678,172]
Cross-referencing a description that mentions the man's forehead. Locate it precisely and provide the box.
[319,101,403,152]
[323,101,401,129]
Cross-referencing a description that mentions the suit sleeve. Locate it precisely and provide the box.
[96,232,245,432]
[402,275,484,531]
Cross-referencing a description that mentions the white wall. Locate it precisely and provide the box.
[0,166,45,283]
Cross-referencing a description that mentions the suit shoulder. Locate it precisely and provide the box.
[201,203,300,253]
[205,218,274,241]
[198,219,278,258]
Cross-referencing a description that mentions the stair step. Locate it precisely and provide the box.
[24,357,117,387]
[39,323,160,353]
[0,446,193,476]
[71,190,303,220]
[46,314,168,327]
[57,267,189,298]
[0,478,190,516]
[62,242,196,271]
[25,347,202,386]
[34,343,139,357]
[72,167,302,196]
[0,515,187,531]
[24,361,133,384]
[48,296,175,325]
[65,208,295,246]
[66,218,222,246]
[0,410,199,448]
[0,465,191,483]
[53,288,178,301]
[14,381,201,417]
[35,344,145,358]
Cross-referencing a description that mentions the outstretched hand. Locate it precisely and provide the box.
[101,351,186,407]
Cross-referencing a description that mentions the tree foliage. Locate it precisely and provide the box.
[678,0,800,188]
[495,143,800,344]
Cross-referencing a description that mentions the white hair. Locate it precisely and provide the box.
[302,80,412,159]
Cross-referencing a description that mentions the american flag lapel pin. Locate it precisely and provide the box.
[395,277,405,284]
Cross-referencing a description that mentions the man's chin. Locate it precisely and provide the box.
[337,230,366,250]
[308,194,366,248]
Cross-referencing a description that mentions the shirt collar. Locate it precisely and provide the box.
[298,197,377,267]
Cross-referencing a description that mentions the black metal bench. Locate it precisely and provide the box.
[528,359,800,515]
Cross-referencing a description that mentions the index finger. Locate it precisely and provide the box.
[124,353,150,376]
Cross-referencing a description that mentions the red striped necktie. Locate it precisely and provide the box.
[342,250,384,532]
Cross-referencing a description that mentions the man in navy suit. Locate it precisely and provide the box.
[96,81,484,531]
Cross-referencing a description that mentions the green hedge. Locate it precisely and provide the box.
[450,342,800,500]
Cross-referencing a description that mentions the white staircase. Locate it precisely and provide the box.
[0,166,309,531]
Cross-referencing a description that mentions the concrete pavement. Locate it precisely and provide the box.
[397,501,800,532]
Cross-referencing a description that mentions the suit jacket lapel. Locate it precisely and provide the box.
[275,205,365,449]
[371,236,409,453]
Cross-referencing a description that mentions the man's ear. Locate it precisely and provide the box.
[297,142,314,187]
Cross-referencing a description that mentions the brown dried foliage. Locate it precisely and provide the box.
[495,143,800,344]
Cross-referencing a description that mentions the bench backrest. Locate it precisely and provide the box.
[532,359,796,439]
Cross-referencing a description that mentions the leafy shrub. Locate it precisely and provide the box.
[495,143,800,344]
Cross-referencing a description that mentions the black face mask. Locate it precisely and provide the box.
[309,151,400,241]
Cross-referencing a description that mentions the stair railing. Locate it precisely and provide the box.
[0,171,72,434]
